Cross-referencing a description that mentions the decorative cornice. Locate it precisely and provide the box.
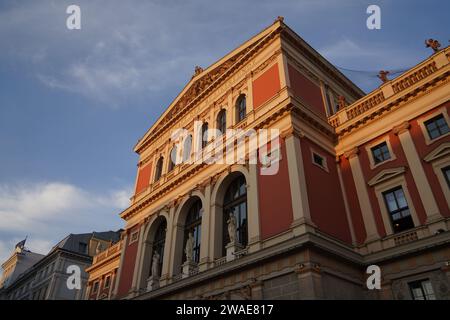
[392,121,411,135]
[344,147,359,159]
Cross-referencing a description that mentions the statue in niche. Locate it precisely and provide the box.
[185,232,194,263]
[227,212,237,245]
[151,251,160,278]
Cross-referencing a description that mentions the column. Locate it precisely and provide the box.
[130,223,146,295]
[112,234,127,298]
[393,122,442,222]
[344,147,380,242]
[285,130,315,236]
[160,206,175,285]
[199,184,212,271]
[248,163,261,252]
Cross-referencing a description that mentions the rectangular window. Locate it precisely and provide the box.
[383,187,414,233]
[442,166,450,189]
[78,242,87,254]
[371,142,391,164]
[313,153,324,167]
[93,281,99,294]
[424,114,449,140]
[104,275,111,289]
[409,279,436,300]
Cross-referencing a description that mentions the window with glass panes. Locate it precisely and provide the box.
[409,279,436,300]
[442,166,450,189]
[216,109,227,136]
[236,95,246,123]
[154,157,164,182]
[371,142,391,164]
[222,175,248,256]
[152,219,166,277]
[183,199,202,264]
[424,114,449,140]
[383,187,414,233]
[201,123,209,149]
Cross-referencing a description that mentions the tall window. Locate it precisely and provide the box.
[216,109,227,136]
[154,157,163,182]
[104,275,111,289]
[152,220,166,277]
[168,146,177,172]
[236,95,246,123]
[201,122,209,149]
[183,199,202,264]
[424,114,449,140]
[371,142,391,164]
[222,175,248,256]
[442,166,450,189]
[183,134,192,162]
[409,279,436,300]
[383,187,414,233]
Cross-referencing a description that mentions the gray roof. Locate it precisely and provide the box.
[50,230,122,256]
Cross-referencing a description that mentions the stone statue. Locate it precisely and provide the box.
[227,213,237,244]
[425,39,441,53]
[95,242,103,255]
[337,95,347,110]
[193,66,203,77]
[185,232,194,262]
[377,70,390,83]
[151,251,160,277]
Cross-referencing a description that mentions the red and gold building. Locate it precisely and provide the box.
[95,18,450,300]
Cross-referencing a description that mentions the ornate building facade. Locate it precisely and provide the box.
[108,18,450,300]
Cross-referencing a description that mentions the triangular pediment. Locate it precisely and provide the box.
[424,142,450,163]
[367,167,406,187]
[134,20,284,153]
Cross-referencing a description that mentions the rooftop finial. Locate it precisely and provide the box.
[377,70,390,83]
[193,65,203,77]
[425,39,441,53]
[275,16,284,23]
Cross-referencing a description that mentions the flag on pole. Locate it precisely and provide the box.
[15,236,27,250]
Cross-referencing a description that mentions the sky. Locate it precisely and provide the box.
[0,0,449,263]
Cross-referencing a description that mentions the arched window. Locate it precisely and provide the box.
[183,199,202,264]
[168,146,177,172]
[222,175,248,256]
[236,95,246,123]
[154,157,164,182]
[183,134,192,162]
[201,122,209,149]
[151,220,166,277]
[216,109,227,136]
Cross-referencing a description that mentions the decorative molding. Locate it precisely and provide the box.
[344,147,359,159]
[424,142,450,162]
[392,121,411,135]
[367,167,406,187]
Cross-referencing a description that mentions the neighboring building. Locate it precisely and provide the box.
[0,241,44,290]
[110,18,450,300]
[85,239,123,300]
[0,231,121,300]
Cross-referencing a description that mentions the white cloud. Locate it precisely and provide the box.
[0,182,130,264]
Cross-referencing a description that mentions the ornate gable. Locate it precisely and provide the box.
[135,19,285,153]
[424,142,450,162]
[367,167,406,187]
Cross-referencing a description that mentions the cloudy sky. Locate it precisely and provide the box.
[0,0,448,263]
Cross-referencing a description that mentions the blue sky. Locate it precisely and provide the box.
[0,0,449,262]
